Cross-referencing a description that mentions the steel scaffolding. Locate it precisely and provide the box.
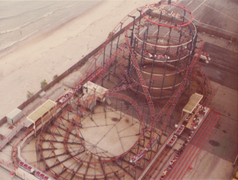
[12,2,213,180]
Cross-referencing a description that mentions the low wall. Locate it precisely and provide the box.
[196,25,238,42]
[0,117,7,127]
[149,11,238,42]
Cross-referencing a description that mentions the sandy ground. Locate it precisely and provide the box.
[0,0,165,119]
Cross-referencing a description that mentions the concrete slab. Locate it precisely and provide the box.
[0,143,13,163]
[180,82,238,179]
[184,150,233,180]
[80,106,141,157]
[0,122,12,136]
[21,138,37,165]
[210,81,238,120]
[201,82,238,163]
[181,0,238,37]
[0,167,21,180]
[201,42,238,90]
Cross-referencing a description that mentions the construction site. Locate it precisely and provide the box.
[0,1,238,180]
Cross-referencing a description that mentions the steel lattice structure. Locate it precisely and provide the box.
[12,2,212,180]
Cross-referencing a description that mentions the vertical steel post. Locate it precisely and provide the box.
[173,45,183,92]
[160,46,170,98]
[140,24,150,70]
[108,34,114,81]
[128,16,136,77]
[114,23,123,74]
[102,46,106,86]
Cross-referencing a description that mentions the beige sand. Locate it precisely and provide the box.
[0,0,176,119]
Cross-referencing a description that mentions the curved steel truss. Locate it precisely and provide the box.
[13,2,212,180]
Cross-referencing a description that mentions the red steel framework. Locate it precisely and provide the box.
[12,2,214,180]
